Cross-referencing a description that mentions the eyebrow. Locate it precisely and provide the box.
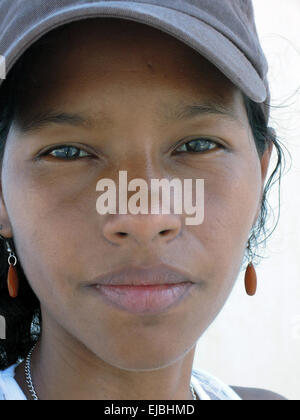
[19,101,238,134]
[165,101,238,122]
[19,111,93,134]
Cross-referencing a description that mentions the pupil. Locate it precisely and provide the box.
[66,147,78,158]
[188,140,208,151]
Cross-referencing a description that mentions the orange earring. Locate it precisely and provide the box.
[5,240,19,298]
[244,262,257,296]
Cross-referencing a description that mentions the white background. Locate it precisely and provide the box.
[193,0,300,400]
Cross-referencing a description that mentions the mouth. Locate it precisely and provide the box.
[86,264,196,315]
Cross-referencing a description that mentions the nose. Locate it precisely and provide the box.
[102,214,182,246]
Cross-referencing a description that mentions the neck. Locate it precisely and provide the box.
[15,322,197,400]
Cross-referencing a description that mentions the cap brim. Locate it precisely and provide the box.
[0,2,267,102]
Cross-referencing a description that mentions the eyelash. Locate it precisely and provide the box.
[39,138,221,161]
[39,145,93,160]
[174,138,221,154]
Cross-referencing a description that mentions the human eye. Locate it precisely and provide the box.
[174,137,222,154]
[38,144,93,160]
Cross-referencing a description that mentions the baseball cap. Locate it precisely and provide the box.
[0,0,270,117]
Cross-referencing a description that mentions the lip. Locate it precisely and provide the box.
[92,282,194,314]
[87,264,194,286]
[86,264,196,314]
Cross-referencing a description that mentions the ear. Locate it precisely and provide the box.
[261,137,274,185]
[0,181,14,239]
[253,136,274,225]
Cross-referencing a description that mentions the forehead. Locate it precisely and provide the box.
[15,18,243,123]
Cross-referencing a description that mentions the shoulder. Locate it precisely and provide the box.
[191,368,241,400]
[0,363,27,400]
[231,386,288,400]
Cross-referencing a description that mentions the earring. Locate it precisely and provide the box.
[5,240,19,298]
[244,262,257,296]
[244,241,257,296]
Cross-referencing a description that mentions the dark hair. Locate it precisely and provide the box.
[243,97,286,264]
[0,35,287,370]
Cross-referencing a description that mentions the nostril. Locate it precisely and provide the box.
[117,232,128,237]
[103,216,181,245]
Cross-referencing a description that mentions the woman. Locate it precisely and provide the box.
[0,0,286,400]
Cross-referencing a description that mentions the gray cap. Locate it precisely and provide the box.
[0,0,270,114]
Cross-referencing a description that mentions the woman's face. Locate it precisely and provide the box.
[1,19,271,370]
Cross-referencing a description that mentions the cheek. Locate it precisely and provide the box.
[186,152,262,299]
[2,161,103,304]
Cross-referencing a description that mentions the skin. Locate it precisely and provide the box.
[0,18,276,400]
